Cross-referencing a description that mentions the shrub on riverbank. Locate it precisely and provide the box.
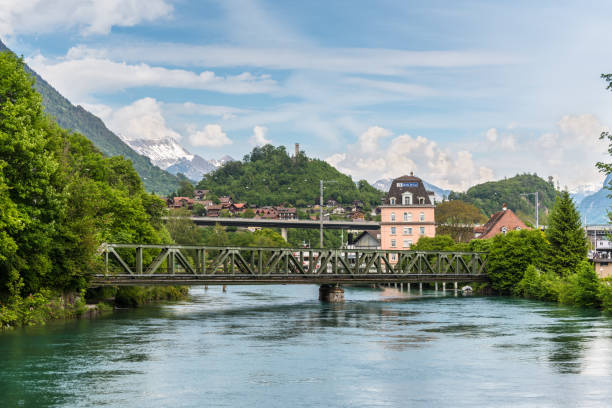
[114,286,189,307]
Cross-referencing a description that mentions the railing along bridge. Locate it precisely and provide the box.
[93,244,489,287]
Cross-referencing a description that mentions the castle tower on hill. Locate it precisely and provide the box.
[380,173,436,262]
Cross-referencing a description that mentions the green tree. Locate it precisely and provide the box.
[411,235,456,251]
[545,191,587,276]
[487,229,548,294]
[558,261,601,308]
[176,177,194,197]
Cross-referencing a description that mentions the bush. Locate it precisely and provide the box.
[558,261,601,309]
[513,265,560,301]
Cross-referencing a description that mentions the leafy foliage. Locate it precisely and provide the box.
[449,174,557,225]
[513,265,560,301]
[197,145,382,207]
[0,51,172,326]
[487,230,548,294]
[545,191,588,275]
[558,261,601,309]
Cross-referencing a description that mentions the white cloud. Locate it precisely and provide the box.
[0,0,172,36]
[485,128,498,142]
[326,126,493,190]
[358,126,392,152]
[84,43,520,76]
[250,126,271,146]
[26,54,278,101]
[164,102,247,120]
[188,124,233,147]
[100,97,182,142]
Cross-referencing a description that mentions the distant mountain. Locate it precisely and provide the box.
[373,177,450,202]
[577,174,612,225]
[449,174,557,225]
[119,134,229,182]
[570,183,600,206]
[167,155,217,181]
[0,39,180,195]
[209,155,235,168]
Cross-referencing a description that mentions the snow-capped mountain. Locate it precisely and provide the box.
[373,177,450,202]
[118,135,234,182]
[125,137,193,170]
[166,155,217,181]
[209,155,234,168]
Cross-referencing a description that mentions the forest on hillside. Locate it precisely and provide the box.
[449,174,558,224]
[197,145,383,208]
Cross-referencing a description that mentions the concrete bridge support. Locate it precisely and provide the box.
[319,285,344,302]
[281,228,288,241]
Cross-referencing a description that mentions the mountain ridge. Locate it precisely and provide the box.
[0,39,181,194]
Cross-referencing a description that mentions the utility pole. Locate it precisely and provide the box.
[521,192,539,230]
[320,180,337,247]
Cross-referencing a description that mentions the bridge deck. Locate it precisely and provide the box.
[94,244,489,287]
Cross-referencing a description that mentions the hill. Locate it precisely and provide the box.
[449,174,558,225]
[197,145,382,208]
[0,40,180,195]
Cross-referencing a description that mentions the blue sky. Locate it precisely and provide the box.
[2,0,612,191]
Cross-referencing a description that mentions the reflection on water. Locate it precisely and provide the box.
[2,286,612,407]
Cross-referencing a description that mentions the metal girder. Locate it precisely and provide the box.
[94,244,489,286]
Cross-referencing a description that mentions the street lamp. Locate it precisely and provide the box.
[521,192,539,230]
[320,180,337,247]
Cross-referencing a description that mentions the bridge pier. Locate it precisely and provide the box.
[281,228,288,241]
[319,285,344,302]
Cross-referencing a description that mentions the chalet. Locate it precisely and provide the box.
[194,189,209,200]
[168,197,194,209]
[255,207,279,219]
[276,207,297,220]
[206,204,223,217]
[350,210,365,221]
[219,196,233,209]
[348,230,380,249]
[474,204,529,239]
[230,203,247,214]
[326,199,339,207]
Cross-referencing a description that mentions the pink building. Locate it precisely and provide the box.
[380,174,436,261]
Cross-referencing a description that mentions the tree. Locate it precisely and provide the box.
[558,261,601,308]
[545,191,587,276]
[411,235,456,251]
[435,200,487,242]
[487,229,548,294]
[176,178,194,197]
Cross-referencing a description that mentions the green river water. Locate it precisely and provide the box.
[1,285,612,407]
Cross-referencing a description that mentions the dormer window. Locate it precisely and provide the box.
[501,226,508,234]
[390,197,396,205]
[418,197,425,205]
[402,192,412,205]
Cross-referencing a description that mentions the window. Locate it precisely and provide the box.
[391,227,396,235]
[515,226,521,230]
[408,239,413,247]
[420,227,425,235]
[391,212,395,221]
[407,212,412,221]
[402,192,413,205]
[403,212,408,221]
[501,226,507,234]
[403,227,409,235]
[391,254,396,261]
[391,239,396,247]
[419,212,425,221]
[418,197,425,204]
[403,240,409,248]
[408,227,413,235]
[390,197,396,205]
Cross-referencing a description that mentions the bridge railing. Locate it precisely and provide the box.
[97,244,488,283]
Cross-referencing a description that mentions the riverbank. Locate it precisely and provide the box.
[0,286,189,330]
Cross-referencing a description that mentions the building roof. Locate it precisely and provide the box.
[384,174,433,205]
[475,206,528,239]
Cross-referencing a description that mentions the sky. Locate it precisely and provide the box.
[2,0,612,191]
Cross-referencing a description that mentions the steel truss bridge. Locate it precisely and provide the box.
[93,244,489,286]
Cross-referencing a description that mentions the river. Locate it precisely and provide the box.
[2,285,612,407]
